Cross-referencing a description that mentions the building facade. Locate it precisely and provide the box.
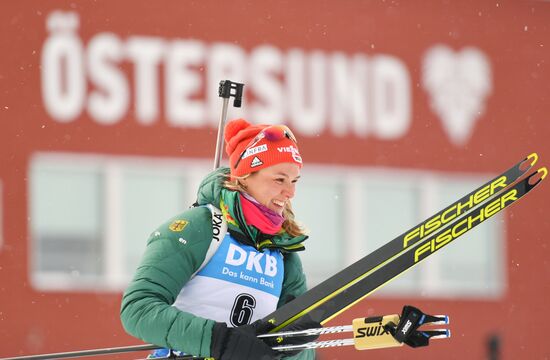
[1,1,549,358]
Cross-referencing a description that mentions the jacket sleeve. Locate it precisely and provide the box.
[120,207,216,357]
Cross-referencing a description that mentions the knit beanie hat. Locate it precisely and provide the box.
[224,118,303,177]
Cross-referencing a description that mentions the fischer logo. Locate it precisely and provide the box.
[413,188,518,263]
[401,320,413,335]
[403,175,508,249]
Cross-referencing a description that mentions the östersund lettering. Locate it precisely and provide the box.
[41,11,412,140]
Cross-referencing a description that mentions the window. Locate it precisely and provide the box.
[29,153,209,291]
[120,166,192,277]
[30,162,104,279]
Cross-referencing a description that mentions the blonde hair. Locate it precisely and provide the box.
[223,175,307,237]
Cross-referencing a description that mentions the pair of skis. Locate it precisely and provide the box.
[265,153,546,332]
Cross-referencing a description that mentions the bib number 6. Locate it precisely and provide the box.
[230,293,256,327]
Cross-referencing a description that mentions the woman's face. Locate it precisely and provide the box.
[241,162,301,214]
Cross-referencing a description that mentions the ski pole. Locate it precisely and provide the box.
[0,344,160,360]
[213,80,244,170]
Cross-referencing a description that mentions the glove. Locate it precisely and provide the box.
[389,305,425,343]
[210,319,281,360]
[262,314,322,357]
[401,330,430,348]
[384,305,446,348]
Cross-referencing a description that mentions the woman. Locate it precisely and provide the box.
[120,118,317,359]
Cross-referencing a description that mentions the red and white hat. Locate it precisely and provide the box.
[224,118,303,177]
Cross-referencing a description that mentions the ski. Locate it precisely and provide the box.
[265,154,545,331]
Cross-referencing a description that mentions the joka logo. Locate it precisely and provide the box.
[211,212,223,242]
[250,156,263,168]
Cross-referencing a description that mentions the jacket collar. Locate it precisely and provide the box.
[196,167,307,252]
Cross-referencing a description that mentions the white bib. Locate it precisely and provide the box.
[173,206,284,327]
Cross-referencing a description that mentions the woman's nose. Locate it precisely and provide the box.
[283,182,295,199]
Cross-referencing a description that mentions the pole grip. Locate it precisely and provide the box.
[213,80,244,170]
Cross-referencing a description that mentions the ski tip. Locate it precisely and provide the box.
[528,167,548,186]
[527,153,539,167]
[538,167,548,180]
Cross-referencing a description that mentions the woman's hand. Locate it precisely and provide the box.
[210,319,281,360]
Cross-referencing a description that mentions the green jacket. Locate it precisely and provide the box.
[120,168,314,359]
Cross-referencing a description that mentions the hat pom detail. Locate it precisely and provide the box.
[224,118,250,141]
[224,118,252,155]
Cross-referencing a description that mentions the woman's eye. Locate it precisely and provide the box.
[275,178,284,184]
